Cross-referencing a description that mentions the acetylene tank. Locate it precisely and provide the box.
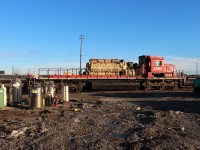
[43,81,56,98]
[49,86,56,98]
[9,79,22,104]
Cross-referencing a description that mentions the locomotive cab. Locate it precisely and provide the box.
[138,55,165,77]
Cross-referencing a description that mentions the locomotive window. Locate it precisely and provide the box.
[154,60,162,66]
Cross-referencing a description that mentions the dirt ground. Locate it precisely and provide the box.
[0,90,200,150]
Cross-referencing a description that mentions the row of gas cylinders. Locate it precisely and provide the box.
[29,85,69,109]
[0,79,22,108]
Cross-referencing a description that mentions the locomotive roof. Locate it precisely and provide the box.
[147,55,164,60]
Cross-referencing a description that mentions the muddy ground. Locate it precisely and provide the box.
[0,90,200,150]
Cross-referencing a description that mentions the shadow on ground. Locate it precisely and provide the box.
[92,91,200,115]
[132,100,200,115]
[92,91,199,99]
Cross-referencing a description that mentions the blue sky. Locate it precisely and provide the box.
[0,0,200,74]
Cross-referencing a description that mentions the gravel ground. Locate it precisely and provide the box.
[0,90,200,150]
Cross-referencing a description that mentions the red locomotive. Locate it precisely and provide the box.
[29,55,185,91]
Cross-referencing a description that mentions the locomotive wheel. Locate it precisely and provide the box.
[159,81,166,90]
[144,81,151,90]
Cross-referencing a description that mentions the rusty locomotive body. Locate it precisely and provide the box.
[28,55,185,91]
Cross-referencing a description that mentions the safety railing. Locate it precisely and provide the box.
[37,68,133,79]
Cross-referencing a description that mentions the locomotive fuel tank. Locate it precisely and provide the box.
[91,80,140,91]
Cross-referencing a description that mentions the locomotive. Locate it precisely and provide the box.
[28,55,185,91]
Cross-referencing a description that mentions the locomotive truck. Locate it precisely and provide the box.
[27,55,186,91]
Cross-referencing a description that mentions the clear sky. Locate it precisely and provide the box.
[0,0,200,74]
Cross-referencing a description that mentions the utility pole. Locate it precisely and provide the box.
[79,35,84,74]
[196,63,199,75]
[12,66,14,75]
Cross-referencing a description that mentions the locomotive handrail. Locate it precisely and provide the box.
[36,67,184,80]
